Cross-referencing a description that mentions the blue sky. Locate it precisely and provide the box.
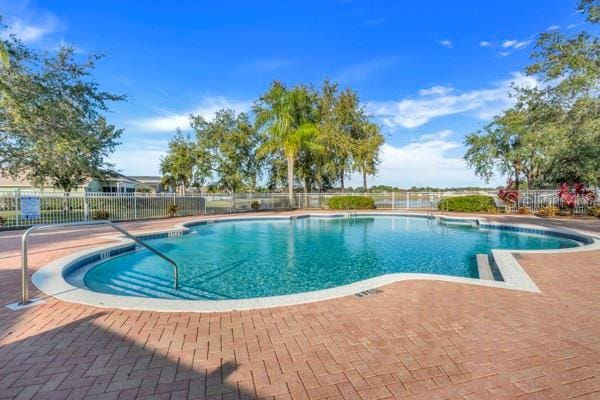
[1,0,589,188]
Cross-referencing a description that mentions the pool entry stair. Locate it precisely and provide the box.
[7,220,180,311]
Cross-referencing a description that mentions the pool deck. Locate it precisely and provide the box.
[0,211,599,399]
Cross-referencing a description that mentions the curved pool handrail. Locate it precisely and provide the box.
[20,220,179,305]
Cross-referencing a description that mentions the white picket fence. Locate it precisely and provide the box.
[0,189,598,229]
[295,190,600,213]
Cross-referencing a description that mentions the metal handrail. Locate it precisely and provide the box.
[20,220,179,305]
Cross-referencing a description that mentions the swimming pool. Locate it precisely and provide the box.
[79,216,580,300]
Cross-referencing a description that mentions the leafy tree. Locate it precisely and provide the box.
[254,82,320,205]
[527,0,599,98]
[0,43,124,192]
[160,129,205,194]
[464,118,525,189]
[190,109,260,194]
[352,121,384,191]
[465,0,600,187]
[317,83,363,192]
[0,41,8,68]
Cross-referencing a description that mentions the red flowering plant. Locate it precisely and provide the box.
[498,179,519,213]
[557,183,596,214]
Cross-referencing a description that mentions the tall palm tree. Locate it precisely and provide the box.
[255,82,319,206]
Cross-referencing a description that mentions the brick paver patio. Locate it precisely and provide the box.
[0,212,598,399]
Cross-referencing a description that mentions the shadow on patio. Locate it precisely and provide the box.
[0,312,260,399]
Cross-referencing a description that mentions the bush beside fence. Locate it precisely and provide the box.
[1,189,598,229]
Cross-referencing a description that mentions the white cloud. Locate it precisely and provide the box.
[1,14,59,43]
[129,96,252,132]
[497,51,511,57]
[419,129,452,141]
[501,39,531,50]
[334,56,400,83]
[367,72,538,128]
[438,40,453,48]
[513,40,531,49]
[547,25,560,31]
[418,86,453,96]
[479,41,492,47]
[567,24,577,29]
[347,132,499,187]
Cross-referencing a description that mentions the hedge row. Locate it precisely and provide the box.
[328,196,376,210]
[437,195,497,213]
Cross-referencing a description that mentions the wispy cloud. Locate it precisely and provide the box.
[362,18,384,26]
[418,86,453,96]
[334,56,400,83]
[547,25,560,31]
[438,40,453,48]
[481,38,532,56]
[366,72,538,129]
[348,131,496,187]
[129,96,252,132]
[1,16,59,43]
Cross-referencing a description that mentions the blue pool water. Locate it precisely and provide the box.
[82,216,579,300]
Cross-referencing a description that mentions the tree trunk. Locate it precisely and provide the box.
[340,174,345,193]
[61,186,72,212]
[287,155,295,207]
[514,167,520,190]
[363,171,367,192]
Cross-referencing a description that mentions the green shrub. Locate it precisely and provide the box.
[166,203,179,217]
[538,205,559,217]
[517,206,532,215]
[588,205,600,218]
[92,210,110,220]
[328,196,375,210]
[437,195,496,213]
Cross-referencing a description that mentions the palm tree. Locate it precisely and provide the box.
[255,82,319,207]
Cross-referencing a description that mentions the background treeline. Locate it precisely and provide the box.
[464,0,599,189]
[160,81,384,203]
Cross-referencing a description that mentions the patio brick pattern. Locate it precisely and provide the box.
[0,212,598,399]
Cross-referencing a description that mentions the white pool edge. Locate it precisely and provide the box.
[31,213,600,312]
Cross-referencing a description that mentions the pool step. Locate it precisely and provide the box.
[476,254,494,280]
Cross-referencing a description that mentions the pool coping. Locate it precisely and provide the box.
[31,213,600,312]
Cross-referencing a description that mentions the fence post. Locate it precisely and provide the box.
[391,192,395,210]
[134,194,137,220]
[406,192,410,209]
[15,189,20,227]
[84,192,89,222]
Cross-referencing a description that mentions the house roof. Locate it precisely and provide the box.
[0,171,140,188]
[0,174,33,187]
[129,176,162,184]
[103,172,141,184]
